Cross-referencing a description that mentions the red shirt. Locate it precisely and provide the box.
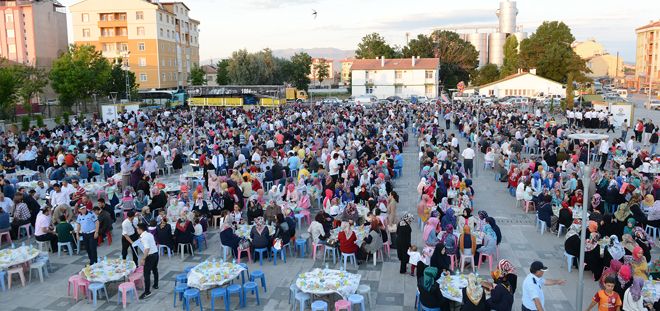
[592,290,621,311]
[338,230,358,254]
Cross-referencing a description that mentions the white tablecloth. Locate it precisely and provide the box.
[437,274,485,303]
[80,259,136,283]
[295,268,361,299]
[643,280,660,303]
[0,246,40,269]
[186,260,245,290]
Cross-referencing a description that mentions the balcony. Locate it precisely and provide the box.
[99,35,127,43]
[98,20,127,28]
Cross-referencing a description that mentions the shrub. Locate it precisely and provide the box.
[35,115,45,127]
[21,116,30,132]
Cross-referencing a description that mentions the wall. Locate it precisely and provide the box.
[587,55,624,78]
[351,68,437,98]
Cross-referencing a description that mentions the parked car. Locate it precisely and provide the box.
[645,99,660,110]
[386,96,403,102]
[322,97,342,106]
[355,95,377,108]
[506,97,530,106]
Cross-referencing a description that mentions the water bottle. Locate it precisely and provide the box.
[11,242,15,248]
[21,242,25,247]
[325,263,329,270]
[232,259,236,265]
[104,256,107,262]
[97,257,101,263]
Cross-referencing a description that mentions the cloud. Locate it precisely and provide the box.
[377,9,495,31]
[241,0,317,9]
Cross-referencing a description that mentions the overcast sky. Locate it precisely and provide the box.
[60,0,657,63]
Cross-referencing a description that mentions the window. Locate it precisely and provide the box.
[425,70,433,79]
[366,86,374,94]
[159,13,162,21]
[425,85,434,95]
[6,29,15,38]
[364,71,370,80]
[139,57,146,67]
[81,13,88,22]
[118,14,126,21]
[138,42,145,51]
[8,44,16,54]
[82,28,90,38]
[166,15,169,23]
[119,43,128,51]
[137,26,145,36]
[162,73,166,81]
[160,28,163,37]
[102,43,114,52]
[118,27,128,36]
[395,85,402,94]
[395,70,402,79]
[136,11,143,20]
[5,13,13,23]
[140,73,147,82]
[166,30,170,38]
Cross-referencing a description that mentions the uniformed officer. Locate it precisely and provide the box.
[77,205,99,265]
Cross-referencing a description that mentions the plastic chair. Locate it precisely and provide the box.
[0,231,11,247]
[87,282,109,306]
[448,254,457,270]
[335,299,352,311]
[117,281,139,309]
[289,283,299,305]
[311,300,329,311]
[7,266,26,289]
[18,223,33,240]
[175,273,188,286]
[295,238,308,257]
[646,225,659,240]
[129,270,145,289]
[460,252,475,273]
[478,253,494,271]
[293,292,311,311]
[323,245,337,264]
[35,240,51,252]
[342,252,357,270]
[253,247,268,266]
[383,240,391,259]
[249,270,267,292]
[536,216,547,235]
[57,242,73,256]
[222,245,232,261]
[557,224,566,237]
[210,287,228,311]
[348,294,366,311]
[237,246,252,263]
[563,252,576,273]
[29,261,47,283]
[294,213,305,230]
[159,245,172,259]
[226,284,243,309]
[173,283,188,307]
[67,275,89,301]
[183,288,203,311]
[357,284,372,309]
[370,249,383,266]
[271,246,286,265]
[311,243,324,260]
[243,281,260,306]
[523,200,535,213]
[178,243,194,259]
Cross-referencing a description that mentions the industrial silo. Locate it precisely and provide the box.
[467,33,489,67]
[496,0,518,34]
[513,32,527,49]
[488,32,507,66]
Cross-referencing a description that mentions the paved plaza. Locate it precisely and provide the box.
[0,99,658,311]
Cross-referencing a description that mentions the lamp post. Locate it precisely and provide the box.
[120,51,131,102]
[568,132,609,311]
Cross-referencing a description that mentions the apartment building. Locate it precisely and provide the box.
[635,20,660,87]
[70,0,200,90]
[308,57,334,82]
[351,57,440,99]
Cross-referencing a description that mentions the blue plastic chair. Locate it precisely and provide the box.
[249,270,267,292]
[184,266,195,273]
[348,294,366,311]
[238,263,249,284]
[0,270,6,292]
[87,282,109,306]
[173,283,188,307]
[295,239,308,257]
[210,287,228,311]
[323,245,336,264]
[289,283,299,304]
[175,273,188,286]
[271,246,286,265]
[294,213,305,230]
[420,304,441,311]
[243,281,260,306]
[311,300,328,311]
[253,248,268,266]
[293,292,311,311]
[183,288,203,311]
[226,284,243,309]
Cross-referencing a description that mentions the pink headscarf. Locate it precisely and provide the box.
[422,217,439,242]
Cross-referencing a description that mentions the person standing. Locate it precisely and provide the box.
[77,205,99,265]
[121,211,140,266]
[521,261,565,311]
[462,143,475,178]
[397,213,413,274]
[137,223,159,299]
[599,138,610,170]
[620,119,629,140]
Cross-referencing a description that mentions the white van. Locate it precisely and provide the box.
[615,89,628,98]
[355,95,377,108]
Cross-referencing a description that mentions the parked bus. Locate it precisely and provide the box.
[186,85,286,108]
[137,90,186,107]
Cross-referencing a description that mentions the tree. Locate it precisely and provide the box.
[188,64,207,85]
[314,58,330,83]
[289,52,312,90]
[565,72,575,110]
[473,64,500,86]
[12,64,48,117]
[402,34,435,58]
[50,44,111,111]
[500,35,519,78]
[105,60,138,101]
[519,21,589,83]
[216,59,230,85]
[0,63,20,120]
[355,33,398,59]
[430,30,479,88]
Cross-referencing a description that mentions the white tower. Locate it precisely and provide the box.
[496,0,518,34]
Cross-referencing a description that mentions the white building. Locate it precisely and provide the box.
[351,57,440,99]
[466,71,564,98]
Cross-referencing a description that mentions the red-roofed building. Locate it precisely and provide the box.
[350,57,440,98]
[635,20,660,90]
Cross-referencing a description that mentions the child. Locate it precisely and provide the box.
[407,245,422,276]
[586,275,622,311]
[192,218,204,251]
[231,204,243,224]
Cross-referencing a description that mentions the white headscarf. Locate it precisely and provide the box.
[607,235,625,261]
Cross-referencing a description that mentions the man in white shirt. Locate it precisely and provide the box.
[49,184,70,207]
[136,223,159,299]
[0,192,12,214]
[211,150,225,175]
[121,211,139,265]
[461,143,476,177]
[328,153,341,182]
[142,155,158,179]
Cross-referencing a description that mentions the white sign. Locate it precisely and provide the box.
[610,103,633,127]
[101,105,118,123]
[124,104,140,114]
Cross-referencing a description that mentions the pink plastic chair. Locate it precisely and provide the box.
[118,281,139,308]
[335,299,352,311]
[129,271,145,289]
[237,247,252,263]
[311,243,324,260]
[478,253,494,271]
[67,275,90,301]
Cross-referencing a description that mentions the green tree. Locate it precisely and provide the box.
[216,59,230,85]
[402,34,435,58]
[0,63,20,120]
[519,21,588,82]
[226,49,273,85]
[473,64,500,86]
[188,64,207,85]
[106,60,138,101]
[12,64,48,117]
[430,30,479,88]
[565,72,575,109]
[500,35,519,78]
[314,58,330,83]
[273,57,293,85]
[50,44,111,111]
[355,33,398,59]
[289,52,312,90]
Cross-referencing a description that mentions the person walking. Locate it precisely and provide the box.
[121,211,140,265]
[397,213,413,274]
[76,205,99,265]
[620,119,628,140]
[462,143,475,178]
[521,261,565,311]
[137,223,159,299]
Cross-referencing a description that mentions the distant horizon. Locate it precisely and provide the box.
[59,0,658,64]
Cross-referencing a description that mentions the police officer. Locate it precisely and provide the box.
[77,205,99,265]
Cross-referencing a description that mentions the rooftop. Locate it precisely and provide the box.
[350,57,439,70]
[636,20,660,32]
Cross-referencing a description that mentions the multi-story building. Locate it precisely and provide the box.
[635,20,660,89]
[0,0,68,68]
[340,58,353,86]
[572,39,623,79]
[308,57,334,82]
[70,0,200,90]
[201,64,217,86]
[351,57,439,99]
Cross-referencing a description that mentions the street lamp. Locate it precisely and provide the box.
[120,51,131,102]
[568,132,609,311]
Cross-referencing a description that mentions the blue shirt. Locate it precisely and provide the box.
[521,273,545,310]
[77,212,98,234]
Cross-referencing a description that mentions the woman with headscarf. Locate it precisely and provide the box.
[628,193,648,227]
[338,221,362,263]
[599,213,619,238]
[496,259,518,294]
[362,217,384,260]
[156,215,174,249]
[440,224,458,256]
[322,189,334,211]
[416,266,447,309]
[219,222,240,257]
[149,186,167,212]
[134,190,149,211]
[430,243,451,273]
[485,269,514,311]
[246,198,263,225]
[458,208,478,232]
[417,194,433,224]
[461,274,487,311]
[174,217,194,252]
[477,224,498,260]
[441,208,456,231]
[476,210,489,231]
[622,277,648,311]
[565,221,583,267]
[628,246,649,280]
[284,182,299,204]
[191,192,209,217]
[386,191,399,226]
[615,264,634,299]
[397,213,413,274]
[249,216,270,250]
[632,227,653,262]
[422,217,440,246]
[584,229,604,281]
